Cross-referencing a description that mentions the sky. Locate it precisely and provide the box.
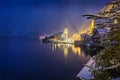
[0,0,112,38]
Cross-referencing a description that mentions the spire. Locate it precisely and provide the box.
[62,20,69,42]
[65,19,68,28]
[64,20,68,34]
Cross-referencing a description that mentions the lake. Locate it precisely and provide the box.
[0,39,90,80]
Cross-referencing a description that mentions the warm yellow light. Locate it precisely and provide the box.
[88,19,95,36]
[57,43,61,48]
[71,33,80,41]
[62,27,69,42]
[79,27,89,35]
[72,45,81,55]
[114,19,118,24]
[64,47,68,58]
[51,43,83,57]
[64,28,68,34]
[79,19,95,36]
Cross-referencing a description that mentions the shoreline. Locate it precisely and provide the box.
[76,58,120,80]
[76,58,94,79]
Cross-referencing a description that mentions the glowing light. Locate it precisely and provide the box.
[52,43,57,51]
[64,28,68,34]
[72,45,81,55]
[40,36,45,40]
[79,19,95,40]
[114,19,118,24]
[88,19,95,36]
[72,33,80,41]
[64,47,68,58]
[51,43,82,58]
[62,27,69,42]
[57,43,61,48]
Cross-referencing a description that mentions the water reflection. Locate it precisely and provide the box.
[51,43,85,58]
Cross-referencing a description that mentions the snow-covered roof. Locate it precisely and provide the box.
[96,28,107,34]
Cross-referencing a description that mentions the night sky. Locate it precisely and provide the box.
[0,0,112,38]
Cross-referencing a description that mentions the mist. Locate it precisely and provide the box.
[0,0,112,38]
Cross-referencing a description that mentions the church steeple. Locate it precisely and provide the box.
[65,20,68,28]
[64,20,68,34]
[62,21,69,42]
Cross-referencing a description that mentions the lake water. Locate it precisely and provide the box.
[0,39,90,80]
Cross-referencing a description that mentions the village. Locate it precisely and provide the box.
[41,0,120,79]
[76,0,120,79]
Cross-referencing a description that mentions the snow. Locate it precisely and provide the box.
[77,58,120,80]
[77,58,94,79]
[97,28,107,34]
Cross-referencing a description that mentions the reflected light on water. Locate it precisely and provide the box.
[72,45,80,55]
[64,47,68,58]
[51,43,84,58]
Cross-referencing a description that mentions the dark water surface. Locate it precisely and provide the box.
[0,39,90,80]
